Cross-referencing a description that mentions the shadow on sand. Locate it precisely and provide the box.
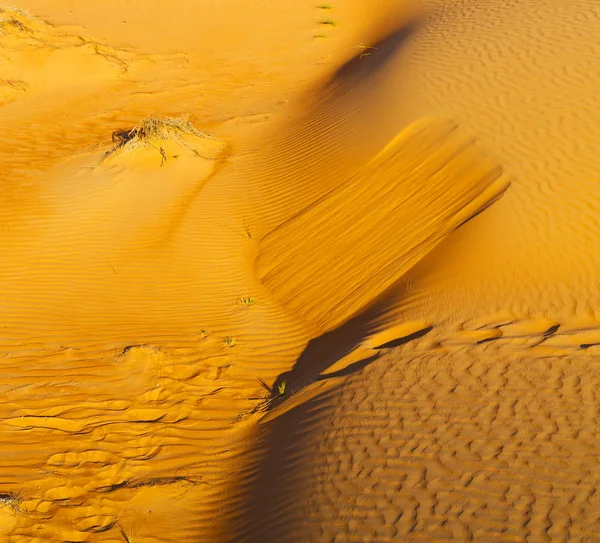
[216,18,427,543]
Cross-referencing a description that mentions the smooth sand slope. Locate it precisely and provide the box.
[0,0,599,541]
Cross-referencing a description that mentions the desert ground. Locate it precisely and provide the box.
[0,0,599,541]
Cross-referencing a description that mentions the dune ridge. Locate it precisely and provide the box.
[0,0,599,541]
[256,117,510,331]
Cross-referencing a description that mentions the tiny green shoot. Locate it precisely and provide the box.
[277,380,287,396]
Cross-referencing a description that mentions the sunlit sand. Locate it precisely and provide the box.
[1,1,599,541]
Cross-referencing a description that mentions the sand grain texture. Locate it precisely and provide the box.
[0,0,599,541]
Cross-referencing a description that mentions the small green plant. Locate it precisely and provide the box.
[200,329,210,337]
[314,33,326,39]
[319,18,336,26]
[277,380,287,396]
[232,378,291,422]
[223,336,237,347]
[318,3,333,9]
[238,297,256,306]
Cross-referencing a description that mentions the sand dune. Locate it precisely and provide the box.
[0,0,599,541]
[256,118,510,331]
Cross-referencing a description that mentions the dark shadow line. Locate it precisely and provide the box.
[315,354,380,381]
[372,326,433,349]
[328,21,420,83]
[453,175,510,231]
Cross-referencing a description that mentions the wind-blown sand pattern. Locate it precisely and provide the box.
[0,0,599,541]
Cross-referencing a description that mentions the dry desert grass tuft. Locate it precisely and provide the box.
[0,5,34,33]
[0,491,23,514]
[104,115,215,165]
[1,0,599,541]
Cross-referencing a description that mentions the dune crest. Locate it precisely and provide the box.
[0,0,599,541]
[256,117,510,331]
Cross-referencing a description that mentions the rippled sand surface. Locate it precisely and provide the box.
[1,0,599,541]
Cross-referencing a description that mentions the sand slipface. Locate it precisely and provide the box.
[1,0,600,541]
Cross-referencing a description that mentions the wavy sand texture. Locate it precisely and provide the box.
[0,3,324,541]
[0,0,599,541]
[227,339,600,542]
[0,1,421,540]
[221,0,600,541]
[256,117,509,331]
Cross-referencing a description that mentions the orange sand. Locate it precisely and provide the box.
[1,0,599,541]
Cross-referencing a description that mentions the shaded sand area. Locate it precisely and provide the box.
[0,0,599,541]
